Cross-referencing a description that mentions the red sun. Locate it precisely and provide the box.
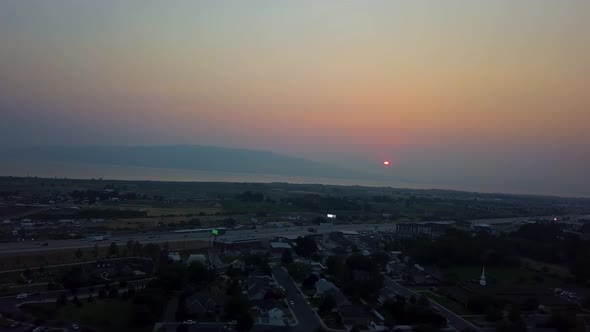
[383,160,391,166]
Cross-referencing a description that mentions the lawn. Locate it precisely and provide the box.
[21,300,135,332]
[416,291,469,315]
[441,266,562,286]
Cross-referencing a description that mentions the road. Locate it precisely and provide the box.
[272,267,322,332]
[383,277,479,331]
[0,223,397,254]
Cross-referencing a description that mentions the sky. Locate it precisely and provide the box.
[1,1,589,197]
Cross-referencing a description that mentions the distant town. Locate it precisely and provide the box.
[1,176,590,332]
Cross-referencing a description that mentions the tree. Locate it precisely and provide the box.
[418,295,430,307]
[224,295,249,320]
[109,288,119,298]
[485,306,503,322]
[236,313,254,332]
[287,262,312,282]
[92,244,99,258]
[188,261,216,287]
[302,274,319,289]
[55,293,67,308]
[108,242,119,257]
[175,295,189,322]
[295,236,318,259]
[144,243,161,261]
[132,241,143,257]
[281,250,293,265]
[319,294,336,313]
[75,248,83,260]
[523,297,539,311]
[126,240,134,257]
[373,251,390,269]
[508,306,522,323]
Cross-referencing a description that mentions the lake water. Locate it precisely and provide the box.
[0,159,437,190]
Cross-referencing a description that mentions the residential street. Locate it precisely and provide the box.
[272,267,322,332]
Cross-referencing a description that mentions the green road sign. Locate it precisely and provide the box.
[212,229,219,236]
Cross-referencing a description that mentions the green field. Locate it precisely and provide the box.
[222,200,304,214]
[441,266,562,286]
[416,291,469,315]
[21,300,135,331]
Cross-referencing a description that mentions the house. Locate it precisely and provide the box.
[338,304,370,326]
[186,254,207,265]
[168,252,181,262]
[267,307,286,325]
[269,242,292,255]
[315,278,338,295]
[185,292,226,317]
[352,270,372,281]
[213,236,263,251]
[325,288,350,307]
[395,222,454,239]
[378,287,399,305]
[247,275,275,300]
[250,299,286,326]
[230,259,246,271]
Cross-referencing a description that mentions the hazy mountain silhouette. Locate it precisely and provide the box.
[1,145,370,179]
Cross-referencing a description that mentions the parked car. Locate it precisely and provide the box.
[16,293,28,299]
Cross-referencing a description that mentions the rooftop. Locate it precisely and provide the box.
[269,242,291,249]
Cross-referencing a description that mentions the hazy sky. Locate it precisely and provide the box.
[1,1,589,196]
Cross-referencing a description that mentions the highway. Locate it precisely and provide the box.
[0,223,397,254]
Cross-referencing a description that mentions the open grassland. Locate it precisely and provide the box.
[0,240,208,271]
[442,265,563,286]
[21,300,135,332]
[222,200,304,214]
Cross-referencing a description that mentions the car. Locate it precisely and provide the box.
[182,320,196,325]
[289,300,295,306]
[71,324,80,330]
[16,293,28,299]
[227,320,237,326]
[9,322,22,328]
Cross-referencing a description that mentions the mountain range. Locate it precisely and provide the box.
[0,145,372,180]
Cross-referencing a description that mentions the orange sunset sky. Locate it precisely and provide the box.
[1,1,589,196]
